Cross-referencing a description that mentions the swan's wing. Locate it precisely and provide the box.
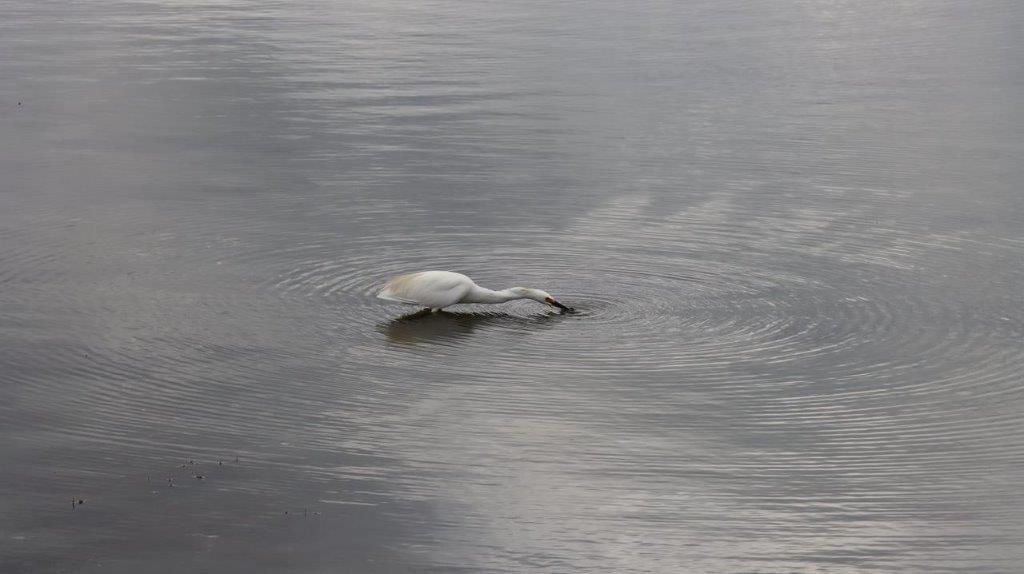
[377,271,472,308]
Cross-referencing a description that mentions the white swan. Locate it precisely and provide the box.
[378,270,574,313]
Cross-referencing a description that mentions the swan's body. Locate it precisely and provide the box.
[378,271,573,312]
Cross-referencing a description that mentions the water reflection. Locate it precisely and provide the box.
[380,309,562,347]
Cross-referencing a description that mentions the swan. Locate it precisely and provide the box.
[378,270,574,313]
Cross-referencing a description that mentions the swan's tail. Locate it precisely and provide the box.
[377,274,419,304]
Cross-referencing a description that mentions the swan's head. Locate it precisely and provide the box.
[510,287,575,313]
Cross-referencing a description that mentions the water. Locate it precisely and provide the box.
[2,1,1023,571]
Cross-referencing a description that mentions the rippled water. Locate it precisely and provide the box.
[2,1,1024,572]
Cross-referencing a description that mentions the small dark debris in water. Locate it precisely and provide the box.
[77,499,84,506]
[194,474,205,480]
[283,509,320,517]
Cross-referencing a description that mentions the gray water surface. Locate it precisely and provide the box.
[2,1,1024,572]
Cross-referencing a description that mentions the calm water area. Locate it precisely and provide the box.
[2,1,1023,572]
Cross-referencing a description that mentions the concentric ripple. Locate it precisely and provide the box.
[253,191,1024,399]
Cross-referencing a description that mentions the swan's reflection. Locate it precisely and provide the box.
[380,309,561,347]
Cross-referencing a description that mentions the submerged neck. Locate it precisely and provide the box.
[464,285,523,304]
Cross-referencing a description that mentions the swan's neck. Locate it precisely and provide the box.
[464,285,521,304]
